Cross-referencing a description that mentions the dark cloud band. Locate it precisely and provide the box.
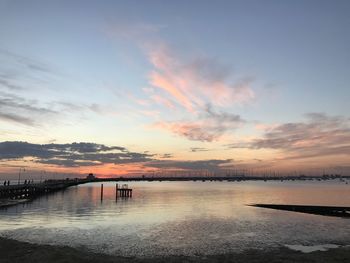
[0,141,152,167]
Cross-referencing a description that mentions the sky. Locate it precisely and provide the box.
[0,0,349,179]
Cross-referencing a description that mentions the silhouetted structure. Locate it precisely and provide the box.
[86,173,96,180]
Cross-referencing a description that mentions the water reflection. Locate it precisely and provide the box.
[0,181,349,256]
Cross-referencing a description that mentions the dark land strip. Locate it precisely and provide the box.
[250,204,350,218]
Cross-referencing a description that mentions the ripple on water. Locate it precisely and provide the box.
[0,181,349,257]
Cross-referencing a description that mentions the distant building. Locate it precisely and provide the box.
[86,173,96,180]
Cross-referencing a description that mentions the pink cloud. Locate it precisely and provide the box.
[150,94,176,110]
[154,107,244,142]
[107,27,254,141]
[149,71,195,112]
[230,113,350,161]
[154,121,215,142]
[147,47,255,113]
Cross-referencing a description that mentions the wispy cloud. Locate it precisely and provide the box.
[154,104,244,142]
[0,75,24,91]
[0,91,58,126]
[0,49,53,74]
[107,23,255,142]
[0,89,106,128]
[190,147,210,152]
[0,112,34,126]
[0,49,79,127]
[229,113,350,160]
[145,159,233,172]
[159,153,173,159]
[148,45,255,112]
[0,49,56,94]
[149,93,176,110]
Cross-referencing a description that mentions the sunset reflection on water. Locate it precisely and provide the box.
[0,181,349,256]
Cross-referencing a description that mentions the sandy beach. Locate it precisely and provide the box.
[1,237,349,263]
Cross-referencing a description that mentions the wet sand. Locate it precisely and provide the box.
[1,237,349,263]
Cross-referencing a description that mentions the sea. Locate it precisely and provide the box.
[0,180,349,256]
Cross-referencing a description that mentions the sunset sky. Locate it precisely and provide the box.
[0,0,349,178]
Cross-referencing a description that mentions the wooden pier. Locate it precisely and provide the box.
[0,180,80,200]
[102,183,132,199]
[0,180,133,203]
[116,184,132,197]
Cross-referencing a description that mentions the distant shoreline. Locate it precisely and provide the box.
[1,175,350,185]
[83,175,350,182]
[0,237,349,263]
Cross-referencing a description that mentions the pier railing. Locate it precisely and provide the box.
[0,180,82,200]
[0,179,133,200]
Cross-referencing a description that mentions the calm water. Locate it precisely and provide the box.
[0,181,349,256]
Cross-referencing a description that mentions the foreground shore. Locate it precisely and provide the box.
[0,237,349,263]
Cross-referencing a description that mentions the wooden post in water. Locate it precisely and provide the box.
[116,183,118,200]
[100,184,103,201]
